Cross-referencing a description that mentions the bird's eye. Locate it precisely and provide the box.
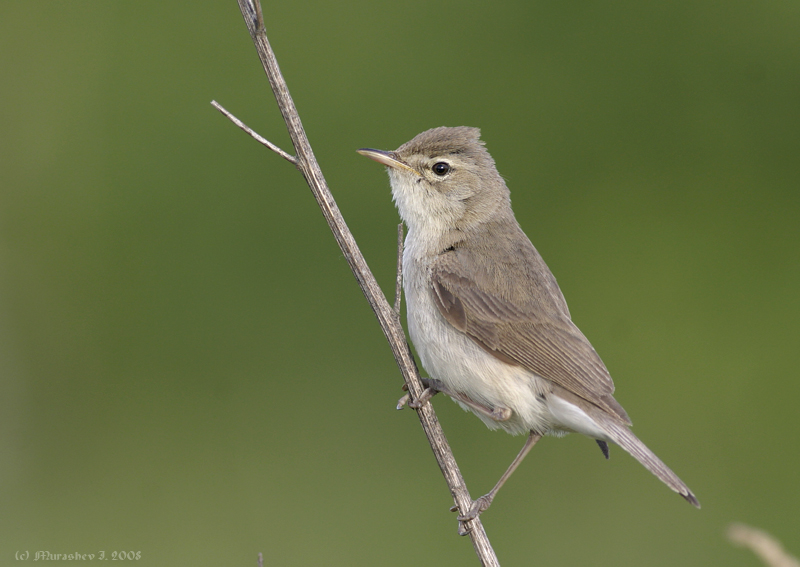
[432,162,451,176]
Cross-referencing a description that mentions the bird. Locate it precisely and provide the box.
[357,126,699,521]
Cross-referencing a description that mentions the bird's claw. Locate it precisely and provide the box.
[396,392,411,410]
[396,380,440,410]
[451,494,493,523]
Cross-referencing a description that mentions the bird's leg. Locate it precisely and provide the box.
[399,378,512,422]
[423,378,512,421]
[455,431,543,522]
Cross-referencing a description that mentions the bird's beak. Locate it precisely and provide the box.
[357,148,416,174]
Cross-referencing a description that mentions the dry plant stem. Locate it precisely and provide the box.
[223,0,500,564]
[211,101,296,165]
[728,523,800,567]
[394,223,404,316]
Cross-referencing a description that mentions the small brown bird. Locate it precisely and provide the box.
[358,127,699,521]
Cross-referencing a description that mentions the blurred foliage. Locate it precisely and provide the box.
[1,1,798,565]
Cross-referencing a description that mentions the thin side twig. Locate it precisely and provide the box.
[211,100,296,165]
[217,0,500,564]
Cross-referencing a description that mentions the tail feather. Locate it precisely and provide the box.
[600,419,700,508]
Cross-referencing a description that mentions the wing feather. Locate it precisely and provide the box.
[431,248,630,424]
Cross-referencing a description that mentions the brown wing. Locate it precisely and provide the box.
[430,250,631,424]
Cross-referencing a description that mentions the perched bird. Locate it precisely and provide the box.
[358,127,699,520]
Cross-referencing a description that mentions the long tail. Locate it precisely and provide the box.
[599,418,700,508]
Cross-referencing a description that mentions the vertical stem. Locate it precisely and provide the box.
[394,223,404,316]
[231,1,500,564]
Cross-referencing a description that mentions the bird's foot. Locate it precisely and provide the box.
[451,494,494,522]
[396,379,441,410]
[408,378,440,409]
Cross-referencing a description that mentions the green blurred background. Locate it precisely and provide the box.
[2,1,798,565]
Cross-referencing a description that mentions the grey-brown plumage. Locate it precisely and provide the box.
[430,231,630,423]
[358,126,699,519]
